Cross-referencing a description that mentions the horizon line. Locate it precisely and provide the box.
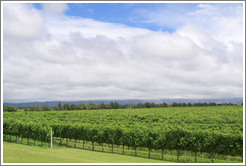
[3,97,243,104]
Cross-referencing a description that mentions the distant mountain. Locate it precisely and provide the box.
[3,97,243,107]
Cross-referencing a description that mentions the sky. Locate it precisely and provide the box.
[2,2,244,103]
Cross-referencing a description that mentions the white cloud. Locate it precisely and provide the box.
[3,3,243,103]
[189,4,243,44]
[3,3,46,39]
[44,16,151,41]
[138,3,243,43]
[42,3,69,15]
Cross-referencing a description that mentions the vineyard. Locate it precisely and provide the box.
[3,105,243,163]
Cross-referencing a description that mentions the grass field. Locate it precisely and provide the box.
[3,142,175,163]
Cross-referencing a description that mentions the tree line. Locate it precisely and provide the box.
[3,101,239,112]
[3,105,18,112]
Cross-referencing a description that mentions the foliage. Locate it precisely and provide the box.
[3,105,17,112]
[14,101,239,112]
[3,106,243,158]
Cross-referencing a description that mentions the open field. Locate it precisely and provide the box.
[3,142,174,163]
[3,135,242,163]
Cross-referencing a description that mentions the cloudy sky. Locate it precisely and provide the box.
[3,2,244,103]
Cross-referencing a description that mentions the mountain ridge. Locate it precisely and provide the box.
[4,97,243,107]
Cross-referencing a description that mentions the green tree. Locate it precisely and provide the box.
[29,104,41,111]
[70,104,77,110]
[135,103,145,108]
[58,101,63,110]
[3,105,17,112]
[109,101,119,109]
[63,103,70,110]
[156,130,168,160]
[143,129,158,158]
[99,102,106,109]
[41,104,51,111]
[77,103,86,110]
[86,102,97,110]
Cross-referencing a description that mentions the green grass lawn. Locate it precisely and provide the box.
[3,142,175,163]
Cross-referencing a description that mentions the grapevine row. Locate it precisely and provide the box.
[3,120,51,146]
[3,120,242,162]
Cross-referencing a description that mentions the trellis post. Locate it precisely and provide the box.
[51,129,53,148]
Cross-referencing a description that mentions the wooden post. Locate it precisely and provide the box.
[51,129,53,148]
[185,150,187,162]
[210,152,214,163]
[195,151,197,163]
[177,149,180,162]
[161,148,164,160]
